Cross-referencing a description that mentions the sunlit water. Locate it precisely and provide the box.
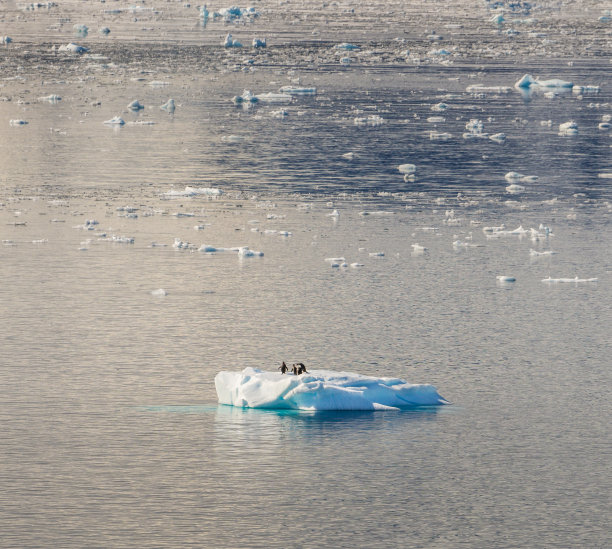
[1,0,611,547]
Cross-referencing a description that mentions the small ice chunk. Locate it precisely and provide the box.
[398,163,416,175]
[515,74,572,89]
[39,94,61,103]
[58,43,88,54]
[255,92,292,103]
[558,121,578,136]
[354,115,385,126]
[1,36,13,45]
[279,86,316,95]
[530,249,557,256]
[73,24,88,36]
[151,288,167,296]
[252,37,266,48]
[335,43,360,50]
[489,133,506,144]
[411,243,427,254]
[160,99,175,112]
[9,119,28,126]
[572,85,599,94]
[238,246,263,257]
[224,33,242,48]
[104,116,125,126]
[506,184,525,194]
[369,252,384,257]
[496,275,516,282]
[542,277,597,283]
[127,100,144,111]
[99,27,111,35]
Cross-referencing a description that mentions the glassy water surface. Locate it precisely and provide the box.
[1,0,610,547]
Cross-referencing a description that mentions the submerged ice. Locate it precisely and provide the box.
[215,368,448,411]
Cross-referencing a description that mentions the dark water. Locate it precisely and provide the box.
[1,1,611,547]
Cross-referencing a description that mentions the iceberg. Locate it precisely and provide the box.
[514,74,573,89]
[215,368,448,411]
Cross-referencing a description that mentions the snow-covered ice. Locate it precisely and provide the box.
[215,368,448,410]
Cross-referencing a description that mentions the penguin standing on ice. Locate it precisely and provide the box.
[297,363,308,374]
[278,361,288,374]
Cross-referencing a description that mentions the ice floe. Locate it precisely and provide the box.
[515,74,573,89]
[58,43,88,54]
[127,100,144,111]
[198,244,262,256]
[215,368,448,410]
[398,163,416,175]
[558,121,579,136]
[223,33,242,48]
[542,277,597,283]
[103,116,125,126]
[162,186,222,198]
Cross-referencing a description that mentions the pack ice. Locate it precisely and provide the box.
[215,368,448,410]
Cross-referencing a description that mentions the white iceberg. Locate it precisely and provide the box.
[215,368,448,410]
[104,116,125,126]
[58,42,88,54]
[514,74,573,89]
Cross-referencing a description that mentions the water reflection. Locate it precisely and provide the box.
[213,404,441,443]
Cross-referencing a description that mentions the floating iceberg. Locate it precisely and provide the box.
[279,86,316,95]
[514,74,573,89]
[215,368,448,410]
[542,277,597,284]
[58,42,88,54]
[127,99,144,111]
[162,186,222,197]
[103,116,125,126]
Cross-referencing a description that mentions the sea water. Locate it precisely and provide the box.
[1,0,611,547]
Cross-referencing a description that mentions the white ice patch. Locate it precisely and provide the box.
[542,277,597,283]
[162,186,222,198]
[215,368,448,410]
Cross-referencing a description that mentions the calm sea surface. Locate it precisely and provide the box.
[1,0,611,547]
